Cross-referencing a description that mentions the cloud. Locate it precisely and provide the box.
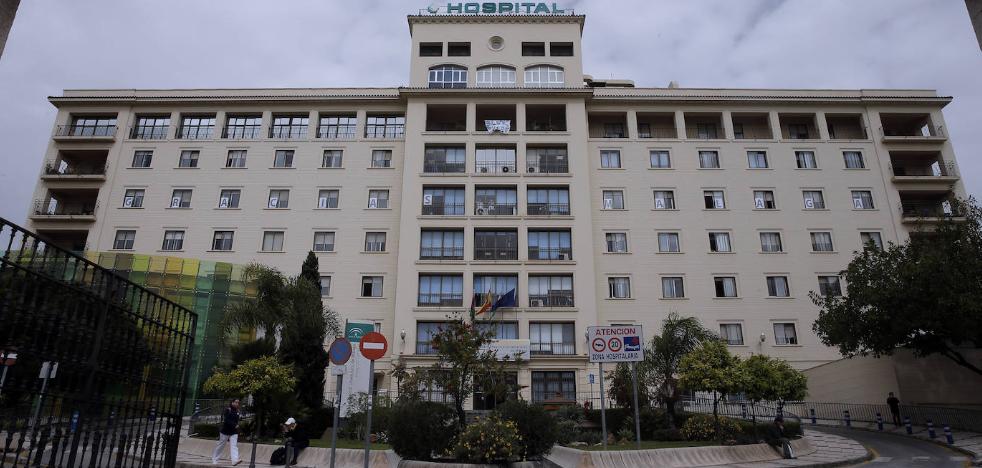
[1,0,979,228]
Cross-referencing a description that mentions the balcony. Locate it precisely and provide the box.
[474,203,518,216]
[417,293,464,307]
[588,112,628,138]
[779,113,819,140]
[476,104,516,133]
[423,161,466,173]
[318,114,357,139]
[36,229,89,253]
[475,161,518,174]
[422,203,465,216]
[732,113,773,140]
[419,247,464,260]
[637,112,677,139]
[129,125,169,140]
[899,195,962,223]
[525,104,566,132]
[684,112,724,139]
[528,292,574,308]
[826,114,868,140]
[475,247,519,261]
[366,114,405,139]
[269,126,308,139]
[880,113,946,143]
[527,146,569,174]
[41,150,109,182]
[530,341,575,356]
[31,193,98,222]
[528,247,572,261]
[426,104,467,132]
[177,125,215,140]
[53,124,117,141]
[222,125,262,139]
[527,203,570,216]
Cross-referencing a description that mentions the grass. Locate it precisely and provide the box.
[576,440,719,451]
[309,438,390,450]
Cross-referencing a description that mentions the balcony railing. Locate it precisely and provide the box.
[420,247,464,260]
[526,162,569,174]
[527,203,570,216]
[530,342,576,356]
[637,126,678,139]
[900,201,959,218]
[55,125,117,138]
[418,293,464,307]
[475,162,518,174]
[178,126,215,139]
[44,160,107,176]
[129,126,169,140]
[269,126,308,139]
[366,125,405,139]
[528,293,574,308]
[416,342,438,355]
[474,248,518,261]
[892,162,958,177]
[423,161,466,173]
[422,203,465,216]
[33,200,98,217]
[222,126,262,139]
[881,125,946,138]
[474,203,518,216]
[318,126,357,139]
[528,247,572,261]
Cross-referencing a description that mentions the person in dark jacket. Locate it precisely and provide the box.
[212,399,242,465]
[765,416,796,459]
[887,392,902,427]
[281,417,309,466]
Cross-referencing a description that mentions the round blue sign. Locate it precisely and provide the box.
[328,338,352,365]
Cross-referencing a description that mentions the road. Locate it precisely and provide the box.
[811,426,972,467]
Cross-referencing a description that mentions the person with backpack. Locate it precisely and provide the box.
[212,399,242,465]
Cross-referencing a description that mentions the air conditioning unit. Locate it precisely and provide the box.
[531,299,545,307]
[220,197,230,209]
[123,196,134,208]
[480,167,489,173]
[558,252,570,260]
[501,166,510,173]
[527,166,536,173]
[171,197,182,208]
[476,207,487,215]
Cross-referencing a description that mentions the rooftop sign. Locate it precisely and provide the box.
[425,2,567,15]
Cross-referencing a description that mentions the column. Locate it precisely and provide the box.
[768,111,782,140]
[674,111,687,139]
[722,110,734,140]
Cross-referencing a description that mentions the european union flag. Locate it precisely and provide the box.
[623,336,641,351]
[492,288,517,310]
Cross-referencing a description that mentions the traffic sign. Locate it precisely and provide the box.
[587,325,644,363]
[358,332,388,361]
[328,338,352,365]
[345,322,374,342]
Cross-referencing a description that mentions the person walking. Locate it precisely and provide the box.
[212,399,242,465]
[887,392,902,427]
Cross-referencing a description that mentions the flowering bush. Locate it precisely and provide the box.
[453,414,522,463]
[681,413,739,441]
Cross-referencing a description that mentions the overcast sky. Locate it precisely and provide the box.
[1,0,980,226]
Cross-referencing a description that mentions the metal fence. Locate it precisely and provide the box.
[776,401,982,433]
[0,217,197,467]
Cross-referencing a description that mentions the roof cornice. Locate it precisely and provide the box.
[407,14,585,34]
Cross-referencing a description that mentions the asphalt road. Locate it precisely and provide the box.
[811,426,971,467]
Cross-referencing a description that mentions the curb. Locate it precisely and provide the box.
[809,424,982,466]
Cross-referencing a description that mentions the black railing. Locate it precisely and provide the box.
[892,161,958,177]
[423,161,466,173]
[475,203,518,216]
[269,126,308,139]
[901,201,959,218]
[0,216,197,467]
[177,126,214,139]
[422,203,465,216]
[365,125,405,139]
[317,126,357,139]
[526,162,569,174]
[129,126,169,140]
[527,203,570,216]
[33,200,98,217]
[747,401,982,433]
[475,162,518,174]
[882,125,946,138]
[528,293,574,307]
[222,126,262,139]
[474,248,518,261]
[420,247,464,260]
[417,293,464,307]
[529,342,576,355]
[528,247,572,260]
[44,160,107,176]
[54,125,117,138]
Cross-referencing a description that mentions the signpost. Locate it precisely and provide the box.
[358,332,388,468]
[327,338,352,468]
[588,325,644,450]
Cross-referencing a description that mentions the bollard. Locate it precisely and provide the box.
[810,408,817,425]
[844,410,851,428]
[944,425,953,444]
[927,420,936,439]
[876,413,883,431]
[905,417,912,435]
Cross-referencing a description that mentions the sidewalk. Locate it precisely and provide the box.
[804,419,982,465]
[730,429,871,467]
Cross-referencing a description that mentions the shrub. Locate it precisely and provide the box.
[680,414,740,441]
[555,419,578,445]
[453,414,521,464]
[387,400,457,461]
[554,404,584,423]
[616,427,635,443]
[303,406,333,439]
[585,408,628,438]
[576,430,603,445]
[342,393,392,440]
[494,400,558,460]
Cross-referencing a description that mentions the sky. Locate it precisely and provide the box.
[1,0,980,227]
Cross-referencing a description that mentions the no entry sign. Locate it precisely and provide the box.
[588,325,644,363]
[358,332,388,361]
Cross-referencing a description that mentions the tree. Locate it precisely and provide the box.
[740,355,807,438]
[678,340,745,441]
[300,251,320,290]
[607,362,651,414]
[644,313,716,429]
[811,198,982,376]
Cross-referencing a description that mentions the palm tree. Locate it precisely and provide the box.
[646,312,716,429]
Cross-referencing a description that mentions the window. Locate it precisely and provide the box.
[760,232,783,252]
[530,323,575,355]
[851,190,875,209]
[521,42,545,56]
[212,231,234,251]
[843,151,865,169]
[818,276,842,296]
[424,146,466,172]
[606,232,628,253]
[528,230,572,260]
[169,189,192,208]
[361,276,383,297]
[472,275,518,305]
[178,150,199,168]
[753,190,776,209]
[550,41,574,56]
[267,189,290,209]
[475,187,518,215]
[416,322,446,356]
[419,42,442,56]
[524,65,564,88]
[696,123,719,139]
[132,116,169,140]
[476,65,516,87]
[720,324,744,346]
[811,232,834,252]
[600,150,621,168]
[122,189,144,208]
[365,115,405,139]
[532,371,575,403]
[132,150,153,168]
[475,146,516,173]
[418,275,464,306]
[602,123,625,138]
[774,323,798,345]
[178,116,215,139]
[788,124,810,139]
[428,65,467,89]
[714,277,738,298]
[747,151,769,168]
[526,146,568,173]
[527,188,570,215]
[364,232,387,252]
[319,276,332,297]
[733,123,745,139]
[653,190,676,209]
[68,115,116,136]
[318,189,339,209]
[709,232,732,253]
[602,190,625,210]
[113,230,135,250]
[371,149,392,168]
[420,229,464,259]
[795,151,817,169]
[224,115,262,139]
[657,232,680,253]
[261,231,284,252]
[703,190,726,209]
[662,277,685,298]
[649,150,671,168]
[423,187,465,215]
[318,115,357,139]
[802,190,825,209]
[447,42,470,56]
[313,232,335,252]
[528,276,574,307]
[698,150,720,169]
[322,150,343,168]
[766,276,790,297]
[860,232,883,250]
[162,230,185,251]
[608,277,631,298]
[270,115,308,139]
[475,322,518,340]
[226,150,247,168]
[273,150,294,168]
[367,190,389,209]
